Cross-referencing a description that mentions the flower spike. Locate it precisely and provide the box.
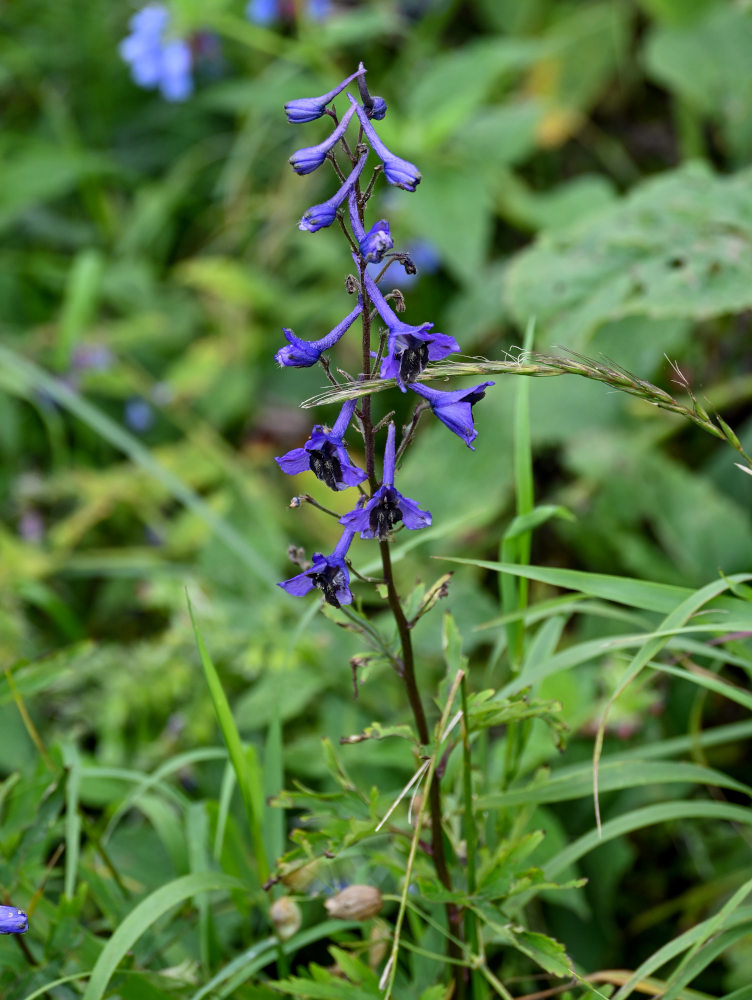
[299,151,368,233]
[340,423,431,540]
[276,398,367,491]
[275,299,363,368]
[408,381,494,450]
[284,67,366,124]
[364,273,459,391]
[349,96,421,191]
[289,104,357,175]
[278,528,356,608]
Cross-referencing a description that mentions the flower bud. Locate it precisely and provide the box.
[0,905,28,934]
[270,896,302,940]
[325,884,383,921]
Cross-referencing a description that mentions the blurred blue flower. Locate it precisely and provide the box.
[0,906,28,935]
[247,0,332,24]
[275,299,363,367]
[408,381,494,450]
[246,0,277,24]
[340,423,430,540]
[124,397,155,433]
[119,4,193,102]
[276,399,366,491]
[278,528,355,608]
[299,151,368,232]
[284,67,365,124]
[399,241,441,288]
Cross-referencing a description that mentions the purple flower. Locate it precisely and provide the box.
[124,397,154,433]
[119,4,193,102]
[349,97,421,192]
[348,190,392,263]
[275,299,362,367]
[340,423,431,540]
[278,528,355,608]
[364,273,459,391]
[289,104,357,175]
[0,906,28,935]
[284,67,366,124]
[246,0,277,24]
[299,151,368,233]
[367,96,387,121]
[307,0,332,19]
[408,381,494,450]
[276,398,366,491]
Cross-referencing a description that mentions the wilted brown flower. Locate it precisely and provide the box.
[270,896,302,940]
[325,884,383,921]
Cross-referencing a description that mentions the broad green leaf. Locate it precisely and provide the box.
[644,6,752,162]
[505,163,752,346]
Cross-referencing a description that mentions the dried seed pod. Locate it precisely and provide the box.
[279,859,319,893]
[325,884,383,921]
[270,896,302,940]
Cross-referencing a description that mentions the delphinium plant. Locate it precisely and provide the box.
[265,64,584,1000]
[271,64,498,997]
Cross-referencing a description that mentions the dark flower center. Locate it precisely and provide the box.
[398,339,428,383]
[309,564,346,608]
[369,488,403,539]
[308,441,343,490]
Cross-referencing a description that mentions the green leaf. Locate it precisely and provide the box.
[81,871,244,1000]
[189,600,269,883]
[505,163,752,345]
[479,759,751,810]
[509,927,574,977]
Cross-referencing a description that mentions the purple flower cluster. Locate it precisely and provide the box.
[276,66,493,607]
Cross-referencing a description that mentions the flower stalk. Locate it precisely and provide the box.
[273,67,495,996]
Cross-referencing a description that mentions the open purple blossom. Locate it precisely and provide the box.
[340,423,431,540]
[349,97,421,191]
[0,906,28,935]
[408,381,494,450]
[278,528,355,608]
[299,151,368,233]
[284,67,366,124]
[348,190,393,263]
[275,299,363,367]
[119,4,193,102]
[289,104,358,175]
[364,273,459,391]
[276,399,366,491]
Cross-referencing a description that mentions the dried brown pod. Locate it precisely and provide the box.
[270,896,302,940]
[324,884,383,921]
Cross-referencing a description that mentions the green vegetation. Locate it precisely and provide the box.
[2,1,752,997]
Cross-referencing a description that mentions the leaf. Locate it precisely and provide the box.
[509,927,574,977]
[189,601,268,883]
[505,163,752,346]
[80,872,244,1000]
[644,6,752,161]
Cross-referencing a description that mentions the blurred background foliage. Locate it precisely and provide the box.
[2,0,752,996]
